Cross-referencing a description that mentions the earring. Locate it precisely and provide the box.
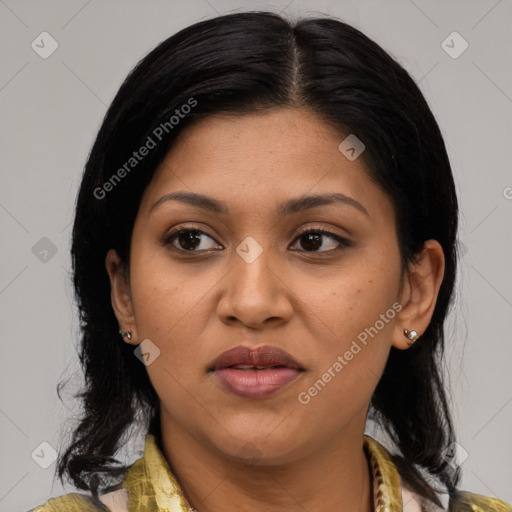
[403,329,419,347]
[119,329,133,343]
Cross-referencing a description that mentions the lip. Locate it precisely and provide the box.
[210,345,305,399]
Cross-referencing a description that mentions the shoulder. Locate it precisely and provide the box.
[27,492,110,512]
[449,491,512,512]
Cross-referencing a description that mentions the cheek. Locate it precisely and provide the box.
[296,282,397,430]
[305,254,401,345]
[298,253,401,408]
[128,259,206,406]
[129,245,204,337]
[128,247,224,376]
[130,271,181,341]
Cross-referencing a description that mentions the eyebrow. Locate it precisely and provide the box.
[149,191,369,217]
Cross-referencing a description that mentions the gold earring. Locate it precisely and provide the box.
[403,329,419,347]
[119,329,133,343]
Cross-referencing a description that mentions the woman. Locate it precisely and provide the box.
[28,11,511,512]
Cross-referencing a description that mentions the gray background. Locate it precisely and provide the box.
[1,0,511,510]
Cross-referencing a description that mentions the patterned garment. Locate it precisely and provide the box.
[27,434,512,512]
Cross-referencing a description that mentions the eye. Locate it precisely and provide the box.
[162,226,351,254]
[289,228,351,253]
[162,227,222,252]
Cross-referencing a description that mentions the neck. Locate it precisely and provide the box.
[160,412,374,512]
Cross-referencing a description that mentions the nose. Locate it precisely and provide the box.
[216,245,294,330]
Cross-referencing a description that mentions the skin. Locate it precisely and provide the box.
[106,108,445,512]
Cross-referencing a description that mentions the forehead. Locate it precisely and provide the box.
[162,108,344,167]
[139,108,394,223]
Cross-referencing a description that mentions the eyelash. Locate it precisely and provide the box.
[161,225,352,254]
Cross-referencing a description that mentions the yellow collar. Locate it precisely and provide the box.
[121,434,403,512]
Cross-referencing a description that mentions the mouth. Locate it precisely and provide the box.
[209,345,305,399]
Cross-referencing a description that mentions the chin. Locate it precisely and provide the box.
[213,427,308,466]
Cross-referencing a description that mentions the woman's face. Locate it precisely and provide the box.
[110,108,413,463]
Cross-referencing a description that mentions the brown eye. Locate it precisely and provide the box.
[290,229,351,253]
[163,228,222,252]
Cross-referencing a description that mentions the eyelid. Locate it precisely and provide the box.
[293,225,349,239]
[290,226,352,250]
[162,224,221,247]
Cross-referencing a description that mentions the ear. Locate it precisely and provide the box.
[105,249,138,343]
[392,240,445,350]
